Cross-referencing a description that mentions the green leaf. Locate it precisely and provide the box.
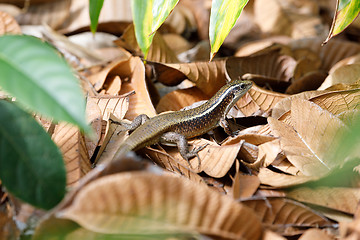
[0,35,89,132]
[131,0,179,59]
[0,100,66,209]
[209,0,249,60]
[89,0,104,33]
[324,0,360,44]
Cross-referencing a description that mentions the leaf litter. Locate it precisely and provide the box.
[1,0,360,239]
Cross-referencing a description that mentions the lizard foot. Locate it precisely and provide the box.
[186,143,209,171]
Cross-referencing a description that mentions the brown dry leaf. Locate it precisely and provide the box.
[298,229,333,240]
[142,146,205,184]
[330,53,360,74]
[226,50,296,86]
[156,87,208,113]
[254,0,292,36]
[319,64,360,90]
[262,230,287,240]
[114,24,179,63]
[258,139,282,167]
[309,89,360,117]
[15,0,71,29]
[258,168,317,188]
[231,174,260,199]
[58,172,263,239]
[290,99,348,171]
[180,0,210,40]
[287,187,360,215]
[242,198,332,235]
[224,132,276,146]
[286,71,328,94]
[339,213,360,240]
[87,57,131,91]
[269,99,348,176]
[0,211,19,240]
[89,94,131,121]
[271,159,301,176]
[164,4,196,35]
[239,142,258,164]
[338,109,360,126]
[150,58,227,96]
[161,138,242,178]
[84,98,103,159]
[243,84,289,116]
[234,38,291,57]
[106,56,156,120]
[0,11,20,34]
[163,33,192,55]
[254,0,327,39]
[290,14,328,39]
[271,90,327,119]
[94,114,129,165]
[289,38,360,71]
[52,123,91,187]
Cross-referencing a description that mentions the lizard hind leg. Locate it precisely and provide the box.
[160,132,207,170]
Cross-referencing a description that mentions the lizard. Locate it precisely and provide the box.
[111,79,253,166]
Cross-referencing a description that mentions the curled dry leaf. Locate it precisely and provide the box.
[15,0,71,29]
[87,55,131,91]
[226,50,296,86]
[156,86,208,113]
[319,64,360,90]
[95,114,129,165]
[0,11,21,34]
[84,98,103,158]
[149,58,227,96]
[115,56,156,120]
[287,187,360,214]
[52,123,91,187]
[242,198,332,234]
[258,168,317,188]
[289,38,360,71]
[58,172,263,239]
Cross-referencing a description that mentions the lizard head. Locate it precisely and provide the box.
[222,79,253,115]
[227,79,253,101]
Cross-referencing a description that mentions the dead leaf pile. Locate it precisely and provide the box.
[1,0,360,239]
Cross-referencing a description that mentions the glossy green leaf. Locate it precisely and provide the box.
[131,0,179,59]
[89,0,104,33]
[0,100,66,209]
[209,0,249,60]
[0,35,89,132]
[324,0,360,43]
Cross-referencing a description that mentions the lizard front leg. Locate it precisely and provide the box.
[111,114,150,131]
[160,132,207,169]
